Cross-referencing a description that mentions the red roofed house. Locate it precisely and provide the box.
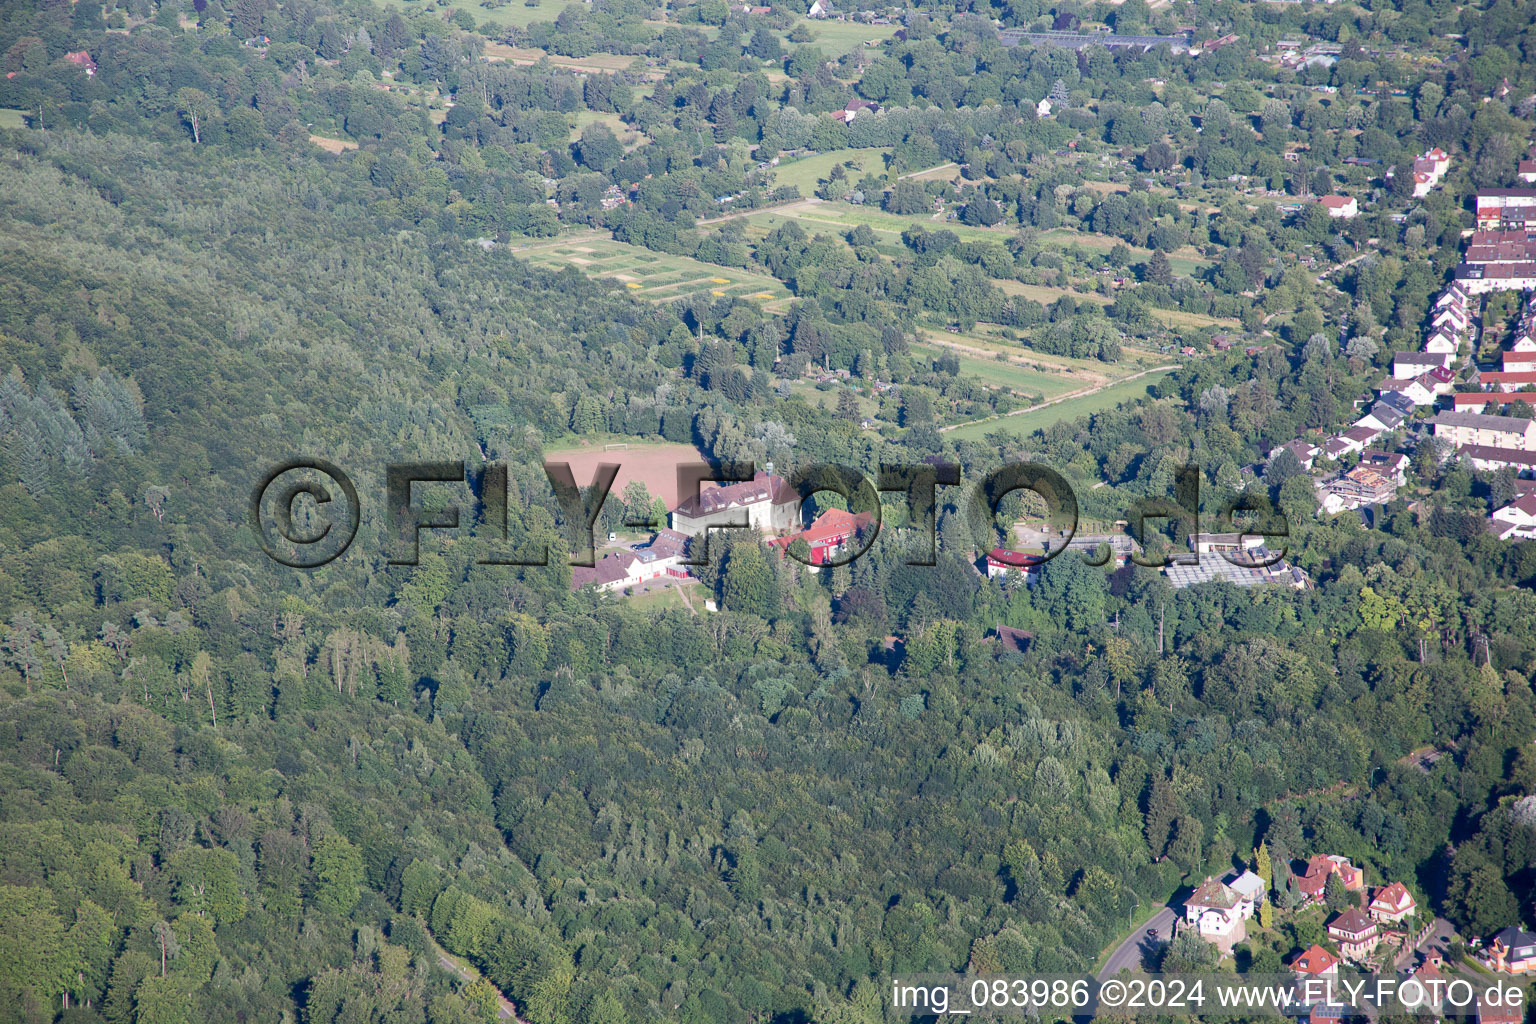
[772,508,874,565]
[985,547,1046,580]
[64,51,96,76]
[1293,943,1340,976]
[1480,370,1536,391]
[1455,393,1500,412]
[1292,944,1341,1005]
[1319,195,1358,219]
[1368,882,1417,924]
[1478,997,1523,1024]
[1297,854,1364,903]
[1327,907,1380,960]
[1476,189,1536,231]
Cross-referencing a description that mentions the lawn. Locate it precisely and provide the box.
[771,148,890,195]
[511,236,792,306]
[945,367,1178,441]
[0,109,27,129]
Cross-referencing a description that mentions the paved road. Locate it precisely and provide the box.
[1099,905,1177,979]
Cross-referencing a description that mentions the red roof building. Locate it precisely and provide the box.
[1292,944,1341,976]
[772,508,874,565]
[985,547,1046,579]
[1297,855,1364,901]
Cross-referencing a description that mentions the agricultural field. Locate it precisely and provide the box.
[945,367,1179,441]
[770,148,891,195]
[510,236,793,307]
[0,108,27,129]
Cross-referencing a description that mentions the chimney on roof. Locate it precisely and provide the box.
[765,460,774,477]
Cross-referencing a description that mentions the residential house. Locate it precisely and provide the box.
[1409,956,1448,1015]
[1459,444,1536,474]
[1478,996,1524,1024]
[1297,854,1364,902]
[989,624,1033,654]
[1323,426,1381,462]
[1492,493,1536,539]
[1479,369,1536,391]
[984,547,1045,580]
[1377,390,1417,417]
[1327,907,1380,960]
[1475,189,1536,231]
[1424,327,1459,354]
[1432,304,1469,333]
[1393,352,1453,378]
[1436,283,1470,310]
[1488,926,1536,974]
[1184,877,1247,952]
[671,471,800,537]
[1367,882,1417,924]
[1229,870,1267,917]
[1357,403,1405,433]
[1291,944,1341,1005]
[1455,261,1536,295]
[1429,411,1536,451]
[1358,451,1409,486]
[1379,378,1435,407]
[1422,366,1455,396]
[1270,438,1320,470]
[1454,393,1502,413]
[1319,195,1358,218]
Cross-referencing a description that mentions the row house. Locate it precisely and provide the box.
[1430,411,1536,451]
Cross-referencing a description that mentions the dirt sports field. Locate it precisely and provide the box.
[543,441,710,510]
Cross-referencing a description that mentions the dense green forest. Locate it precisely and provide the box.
[5,0,1536,1019]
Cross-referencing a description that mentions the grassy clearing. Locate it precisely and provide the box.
[992,278,1111,306]
[482,43,652,74]
[373,0,564,29]
[1149,307,1242,330]
[309,134,358,153]
[0,109,27,129]
[909,343,1087,400]
[787,19,898,56]
[771,148,890,194]
[512,236,792,305]
[946,368,1178,441]
[792,380,882,419]
[627,586,690,611]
